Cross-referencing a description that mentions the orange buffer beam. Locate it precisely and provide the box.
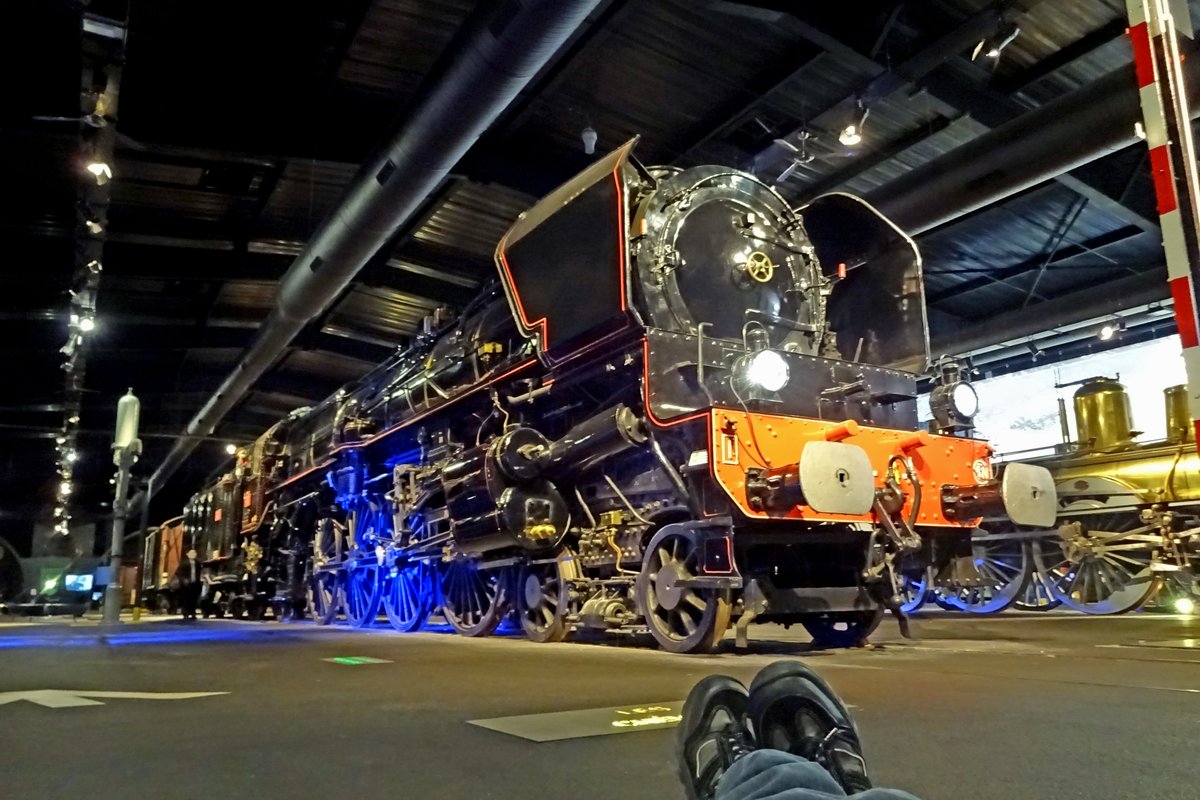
[709,410,991,527]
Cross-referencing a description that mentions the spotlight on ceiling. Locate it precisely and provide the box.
[1026,341,1042,361]
[79,317,95,333]
[839,101,869,148]
[59,480,72,495]
[225,443,238,456]
[85,218,103,235]
[86,160,112,185]
[581,126,598,155]
[1098,319,1126,341]
[972,20,1021,61]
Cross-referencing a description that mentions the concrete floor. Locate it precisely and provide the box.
[2,611,1198,800]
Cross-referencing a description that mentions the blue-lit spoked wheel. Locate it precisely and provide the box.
[1032,507,1159,615]
[636,528,731,654]
[516,557,574,643]
[439,559,505,637]
[899,569,931,614]
[1013,557,1062,611]
[307,571,340,625]
[383,560,433,633]
[341,558,384,628]
[801,609,885,649]
[937,533,1029,614]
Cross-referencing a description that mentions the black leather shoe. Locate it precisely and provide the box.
[676,675,754,800]
[747,661,871,794]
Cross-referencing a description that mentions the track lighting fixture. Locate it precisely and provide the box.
[86,160,112,185]
[972,19,1020,61]
[839,99,869,148]
[1098,319,1125,341]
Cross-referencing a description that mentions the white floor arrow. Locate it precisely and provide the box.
[0,690,228,708]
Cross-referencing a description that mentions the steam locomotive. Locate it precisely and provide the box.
[919,377,1200,616]
[166,140,1055,652]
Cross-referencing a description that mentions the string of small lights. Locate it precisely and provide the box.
[52,8,126,538]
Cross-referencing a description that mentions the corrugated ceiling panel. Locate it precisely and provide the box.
[337,0,474,93]
[116,159,206,186]
[325,285,436,341]
[835,115,991,195]
[997,0,1126,74]
[109,183,238,221]
[772,85,953,191]
[413,182,535,257]
[920,183,1161,305]
[280,348,375,383]
[210,280,277,319]
[180,348,242,367]
[257,159,356,239]
[517,0,805,163]
[1016,35,1131,104]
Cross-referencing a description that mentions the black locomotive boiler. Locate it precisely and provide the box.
[173,140,1055,652]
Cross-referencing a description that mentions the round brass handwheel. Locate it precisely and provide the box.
[743,251,776,283]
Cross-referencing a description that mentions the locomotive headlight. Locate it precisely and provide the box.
[929,359,979,435]
[745,349,789,392]
[951,381,979,418]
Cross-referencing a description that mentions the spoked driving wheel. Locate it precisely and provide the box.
[516,556,576,643]
[341,557,384,628]
[439,558,505,637]
[939,531,1031,614]
[636,528,731,654]
[1033,506,1159,614]
[307,570,340,625]
[801,609,885,649]
[382,559,433,633]
[1013,550,1062,611]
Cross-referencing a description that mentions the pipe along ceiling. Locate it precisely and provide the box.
[145,0,604,499]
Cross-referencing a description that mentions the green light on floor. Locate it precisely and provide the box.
[330,657,366,665]
[323,656,393,665]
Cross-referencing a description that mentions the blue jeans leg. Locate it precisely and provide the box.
[714,750,923,800]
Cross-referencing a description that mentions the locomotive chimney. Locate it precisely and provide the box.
[1164,384,1195,444]
[1072,377,1136,452]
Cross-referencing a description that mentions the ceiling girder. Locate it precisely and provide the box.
[737,3,1159,239]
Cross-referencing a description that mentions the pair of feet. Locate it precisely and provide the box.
[676,661,871,800]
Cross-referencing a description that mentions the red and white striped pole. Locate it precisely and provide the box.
[1127,0,1200,448]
